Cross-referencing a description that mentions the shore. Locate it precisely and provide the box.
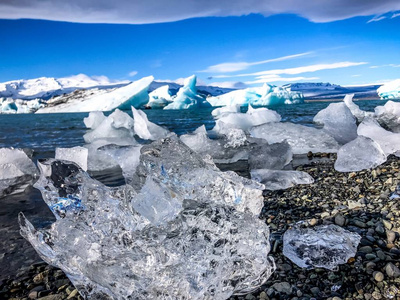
[1,155,400,300]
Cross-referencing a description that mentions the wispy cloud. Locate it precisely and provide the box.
[245,76,319,85]
[213,61,368,79]
[2,1,400,24]
[367,15,387,23]
[200,52,313,73]
[369,64,400,68]
[128,70,138,77]
[392,12,400,18]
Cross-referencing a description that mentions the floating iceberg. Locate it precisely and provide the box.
[250,169,314,190]
[164,75,211,110]
[131,107,169,140]
[378,79,400,100]
[283,224,361,270]
[207,83,304,107]
[36,76,154,113]
[357,117,400,156]
[212,106,281,133]
[250,122,340,154]
[313,102,357,144]
[374,100,400,133]
[147,85,172,108]
[0,98,18,114]
[55,146,89,171]
[0,148,37,197]
[334,136,387,172]
[20,136,275,299]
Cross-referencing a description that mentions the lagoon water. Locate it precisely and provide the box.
[0,99,393,280]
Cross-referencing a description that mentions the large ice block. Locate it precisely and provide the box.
[147,85,172,108]
[20,137,275,299]
[334,136,387,172]
[377,79,400,100]
[313,102,357,144]
[283,224,361,270]
[342,94,373,122]
[250,122,340,154]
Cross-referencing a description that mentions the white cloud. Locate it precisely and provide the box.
[213,61,368,78]
[200,52,312,73]
[392,12,400,18]
[245,76,319,85]
[369,64,400,68]
[1,1,400,24]
[128,70,138,77]
[367,15,387,23]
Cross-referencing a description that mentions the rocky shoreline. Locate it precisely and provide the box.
[1,155,400,300]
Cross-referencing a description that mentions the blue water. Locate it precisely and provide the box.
[0,100,391,156]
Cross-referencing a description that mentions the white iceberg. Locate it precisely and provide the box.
[131,107,169,140]
[313,102,357,144]
[147,85,172,108]
[334,136,387,172]
[36,76,153,113]
[250,122,340,154]
[164,75,211,110]
[212,106,281,133]
[207,83,304,107]
[378,79,400,100]
[250,169,314,190]
[0,98,18,114]
[283,224,361,270]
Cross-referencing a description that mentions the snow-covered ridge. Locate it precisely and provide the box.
[0,74,128,100]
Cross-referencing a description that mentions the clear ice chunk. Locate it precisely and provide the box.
[55,146,88,171]
[357,117,400,156]
[343,94,373,122]
[283,224,361,270]
[20,137,275,299]
[250,122,340,154]
[248,141,292,170]
[250,169,313,190]
[374,100,400,133]
[334,136,387,172]
[211,105,241,118]
[313,102,357,144]
[131,107,169,140]
[0,148,38,197]
[83,111,106,129]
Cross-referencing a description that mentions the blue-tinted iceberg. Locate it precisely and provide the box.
[147,85,172,108]
[0,98,18,114]
[378,79,400,100]
[207,83,303,107]
[20,136,275,299]
[164,75,211,110]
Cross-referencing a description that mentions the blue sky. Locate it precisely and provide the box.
[0,4,399,87]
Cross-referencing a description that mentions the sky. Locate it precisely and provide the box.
[0,0,399,87]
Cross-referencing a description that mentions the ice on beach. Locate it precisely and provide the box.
[55,146,88,171]
[248,140,293,170]
[0,148,38,197]
[131,107,169,140]
[147,85,172,108]
[83,111,107,129]
[207,83,304,107]
[283,224,361,270]
[20,137,275,299]
[250,122,340,154]
[251,169,313,190]
[36,76,154,113]
[313,102,357,144]
[343,94,373,122]
[213,106,281,133]
[334,136,387,172]
[377,79,400,100]
[374,100,400,133]
[357,117,400,156]
[164,75,211,110]
[211,104,241,118]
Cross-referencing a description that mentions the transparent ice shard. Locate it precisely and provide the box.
[131,107,169,140]
[251,169,313,190]
[334,136,387,172]
[313,102,357,144]
[248,140,292,170]
[83,111,106,129]
[55,146,88,171]
[250,122,340,154]
[342,94,373,122]
[283,224,361,270]
[20,137,275,299]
